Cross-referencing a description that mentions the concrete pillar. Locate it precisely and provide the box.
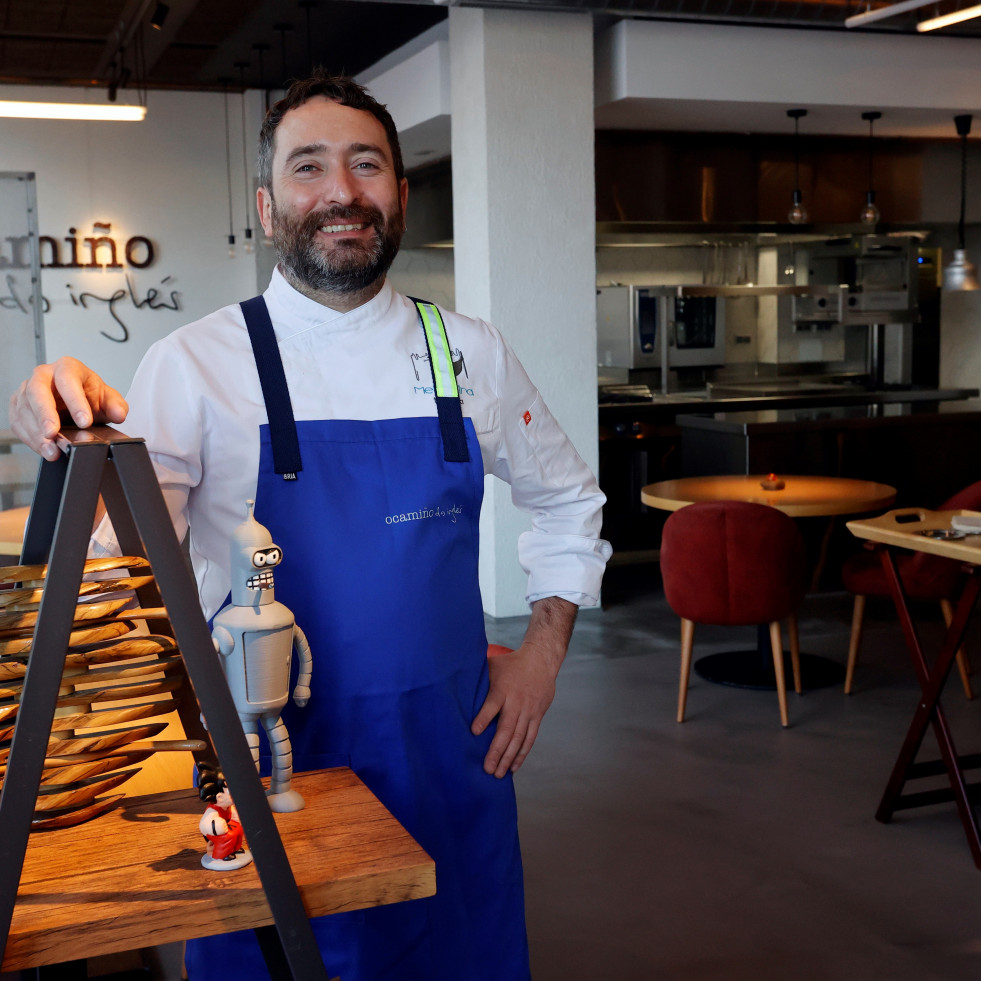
[449,8,597,618]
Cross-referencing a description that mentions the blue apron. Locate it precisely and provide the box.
[185,296,530,981]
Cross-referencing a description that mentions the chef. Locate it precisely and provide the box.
[9,71,610,980]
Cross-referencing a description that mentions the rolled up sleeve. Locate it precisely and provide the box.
[482,330,612,607]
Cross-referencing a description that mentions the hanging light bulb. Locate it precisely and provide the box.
[236,61,256,256]
[221,78,237,257]
[788,189,808,226]
[943,114,980,291]
[860,191,880,226]
[860,111,882,226]
[787,109,808,225]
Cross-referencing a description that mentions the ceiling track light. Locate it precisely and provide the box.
[844,0,937,28]
[787,108,808,225]
[943,114,980,291]
[918,2,981,31]
[150,2,169,30]
[860,111,882,227]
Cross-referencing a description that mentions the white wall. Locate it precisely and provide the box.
[0,85,263,395]
[450,8,598,617]
[596,20,981,135]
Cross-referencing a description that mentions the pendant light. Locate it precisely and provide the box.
[274,23,294,87]
[787,108,808,225]
[299,1,318,71]
[860,111,882,226]
[252,42,271,112]
[221,78,236,259]
[236,61,255,255]
[943,114,980,292]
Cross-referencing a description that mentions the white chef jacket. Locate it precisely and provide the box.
[94,268,611,619]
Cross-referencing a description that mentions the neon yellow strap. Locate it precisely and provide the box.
[414,301,459,399]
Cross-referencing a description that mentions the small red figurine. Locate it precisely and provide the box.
[197,762,253,871]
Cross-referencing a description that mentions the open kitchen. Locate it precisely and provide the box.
[596,133,981,558]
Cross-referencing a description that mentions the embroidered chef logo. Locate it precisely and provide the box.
[385,504,464,526]
[410,347,475,398]
[411,347,467,381]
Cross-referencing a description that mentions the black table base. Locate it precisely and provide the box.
[692,622,845,691]
[694,650,845,692]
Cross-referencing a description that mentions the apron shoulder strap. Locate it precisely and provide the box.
[409,297,470,463]
[240,295,303,480]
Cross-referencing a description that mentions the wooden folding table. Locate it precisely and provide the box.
[847,507,981,869]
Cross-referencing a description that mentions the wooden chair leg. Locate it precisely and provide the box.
[940,598,974,700]
[678,618,695,723]
[788,614,802,695]
[844,594,866,694]
[769,620,790,727]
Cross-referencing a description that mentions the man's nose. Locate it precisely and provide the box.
[322,167,358,207]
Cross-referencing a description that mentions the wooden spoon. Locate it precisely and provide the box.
[34,769,140,812]
[0,598,134,635]
[37,751,154,786]
[0,620,134,656]
[0,721,169,762]
[0,556,151,585]
[0,575,156,611]
[0,699,178,742]
[30,794,125,830]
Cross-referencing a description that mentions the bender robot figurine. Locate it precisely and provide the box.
[211,501,312,812]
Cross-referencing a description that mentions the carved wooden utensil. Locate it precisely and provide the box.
[0,555,151,586]
[0,575,155,611]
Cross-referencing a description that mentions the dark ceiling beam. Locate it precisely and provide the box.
[92,0,156,82]
[0,31,106,44]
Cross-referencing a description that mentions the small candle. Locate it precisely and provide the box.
[760,473,785,490]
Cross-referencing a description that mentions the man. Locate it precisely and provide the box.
[9,71,610,980]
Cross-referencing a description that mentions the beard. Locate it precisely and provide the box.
[271,199,404,296]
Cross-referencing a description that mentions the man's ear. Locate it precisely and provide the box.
[257,186,274,237]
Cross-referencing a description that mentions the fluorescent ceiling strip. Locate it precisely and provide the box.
[845,0,937,27]
[0,101,146,121]
[917,2,981,30]
[845,0,936,27]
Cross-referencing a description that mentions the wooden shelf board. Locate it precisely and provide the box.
[3,766,435,971]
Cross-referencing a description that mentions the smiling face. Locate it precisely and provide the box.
[257,97,409,309]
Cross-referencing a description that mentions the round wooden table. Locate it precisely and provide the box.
[643,474,897,691]
[641,474,897,518]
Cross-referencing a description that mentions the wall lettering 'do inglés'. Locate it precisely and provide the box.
[0,221,182,343]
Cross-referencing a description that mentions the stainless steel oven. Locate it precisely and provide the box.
[597,285,726,370]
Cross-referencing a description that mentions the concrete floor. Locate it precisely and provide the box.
[487,562,981,981]
[7,562,981,980]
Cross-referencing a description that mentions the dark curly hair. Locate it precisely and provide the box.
[197,761,227,805]
[257,69,404,190]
